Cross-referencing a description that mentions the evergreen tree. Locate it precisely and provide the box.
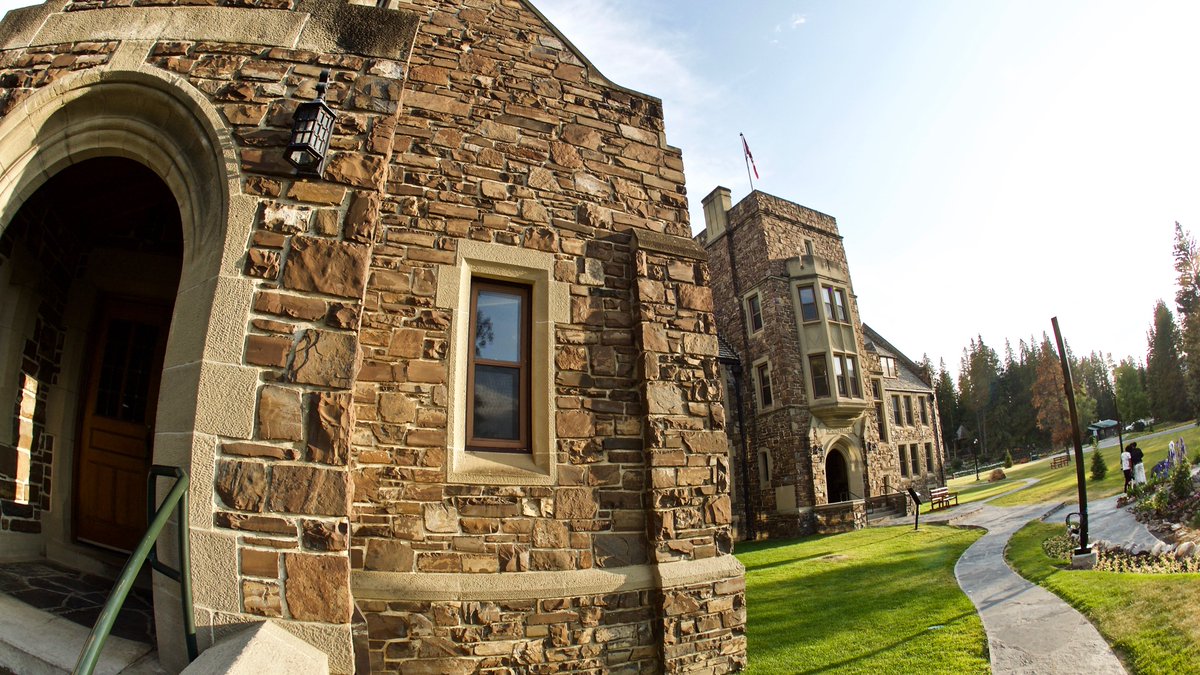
[1146,301,1190,422]
[1114,358,1151,422]
[1090,447,1108,481]
[1173,222,1200,420]
[1076,351,1117,421]
[934,360,960,451]
[959,338,1000,458]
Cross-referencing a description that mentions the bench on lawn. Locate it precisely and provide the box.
[929,486,958,510]
[1050,455,1069,469]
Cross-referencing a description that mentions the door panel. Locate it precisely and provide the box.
[75,298,170,552]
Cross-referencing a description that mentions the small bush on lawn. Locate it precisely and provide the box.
[1090,449,1108,481]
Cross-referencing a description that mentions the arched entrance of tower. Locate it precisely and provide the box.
[0,68,251,668]
[826,449,851,503]
[1,158,182,558]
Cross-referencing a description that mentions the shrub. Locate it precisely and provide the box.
[1090,448,1108,481]
[1004,450,1013,468]
[1170,461,1195,502]
[988,468,1007,482]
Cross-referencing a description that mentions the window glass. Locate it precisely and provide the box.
[474,290,522,361]
[910,445,920,476]
[760,451,771,482]
[899,447,908,477]
[799,286,818,322]
[756,362,773,408]
[920,398,929,425]
[881,357,897,378]
[891,395,902,425]
[834,289,849,322]
[876,402,888,441]
[747,294,763,333]
[823,286,835,320]
[846,356,861,397]
[833,355,847,396]
[468,282,529,452]
[925,443,934,473]
[904,396,914,426]
[871,379,882,399]
[810,355,830,398]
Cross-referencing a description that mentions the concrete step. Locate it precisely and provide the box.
[0,594,162,675]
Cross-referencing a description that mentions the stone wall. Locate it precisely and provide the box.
[0,0,746,671]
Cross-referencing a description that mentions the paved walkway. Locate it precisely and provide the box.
[1044,494,1162,552]
[954,503,1127,674]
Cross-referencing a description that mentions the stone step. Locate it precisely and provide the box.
[0,594,162,675]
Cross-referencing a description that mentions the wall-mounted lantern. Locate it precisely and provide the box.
[285,69,337,177]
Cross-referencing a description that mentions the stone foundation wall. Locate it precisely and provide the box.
[813,501,865,534]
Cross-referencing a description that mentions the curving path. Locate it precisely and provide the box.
[953,503,1127,674]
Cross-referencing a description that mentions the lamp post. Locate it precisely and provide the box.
[972,439,980,481]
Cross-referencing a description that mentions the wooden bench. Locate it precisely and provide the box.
[929,486,958,510]
[1051,455,1070,469]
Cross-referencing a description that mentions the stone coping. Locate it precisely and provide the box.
[353,554,744,602]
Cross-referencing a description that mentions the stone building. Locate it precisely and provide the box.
[862,323,945,494]
[0,1,746,672]
[700,187,944,539]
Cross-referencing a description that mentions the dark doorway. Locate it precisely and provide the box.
[3,157,182,553]
[826,450,850,503]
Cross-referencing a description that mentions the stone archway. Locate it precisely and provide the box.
[0,66,255,669]
[826,449,851,503]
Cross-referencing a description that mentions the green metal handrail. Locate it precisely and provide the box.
[74,465,197,675]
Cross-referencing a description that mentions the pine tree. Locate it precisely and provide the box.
[1146,301,1190,422]
[1090,447,1108,481]
[1173,222,1200,420]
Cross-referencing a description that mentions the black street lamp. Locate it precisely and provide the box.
[286,70,337,177]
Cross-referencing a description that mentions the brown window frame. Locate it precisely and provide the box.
[466,279,531,453]
[747,293,764,334]
[798,285,819,322]
[810,354,830,398]
[755,361,774,409]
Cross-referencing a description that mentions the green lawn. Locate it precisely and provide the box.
[737,526,989,674]
[948,423,1200,507]
[1006,521,1200,674]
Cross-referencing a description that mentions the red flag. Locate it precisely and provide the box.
[741,133,759,179]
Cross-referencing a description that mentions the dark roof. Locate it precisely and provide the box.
[716,334,741,365]
[862,323,932,393]
[1087,419,1120,430]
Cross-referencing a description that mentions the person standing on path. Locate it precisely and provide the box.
[1121,444,1133,493]
[1130,442,1146,485]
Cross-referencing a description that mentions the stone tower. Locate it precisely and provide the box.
[702,187,943,538]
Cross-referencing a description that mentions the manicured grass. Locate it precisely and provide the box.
[1006,521,1200,674]
[920,477,1026,513]
[737,526,989,674]
[959,423,1200,507]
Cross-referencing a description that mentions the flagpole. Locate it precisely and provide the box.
[734,132,753,189]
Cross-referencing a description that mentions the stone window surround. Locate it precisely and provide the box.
[758,449,771,483]
[743,288,764,336]
[435,240,568,486]
[750,356,774,412]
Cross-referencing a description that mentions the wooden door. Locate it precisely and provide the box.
[74,297,171,552]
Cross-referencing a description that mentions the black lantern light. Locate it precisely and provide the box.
[286,70,336,177]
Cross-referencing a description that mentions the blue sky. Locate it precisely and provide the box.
[534,0,1200,376]
[3,0,1198,377]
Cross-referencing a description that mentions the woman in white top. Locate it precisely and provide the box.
[1121,445,1133,493]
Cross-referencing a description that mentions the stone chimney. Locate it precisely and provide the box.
[701,186,732,241]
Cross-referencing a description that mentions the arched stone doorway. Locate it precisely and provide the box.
[826,449,851,503]
[0,67,254,669]
[4,157,182,552]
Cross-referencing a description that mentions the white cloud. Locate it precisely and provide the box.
[791,14,807,28]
